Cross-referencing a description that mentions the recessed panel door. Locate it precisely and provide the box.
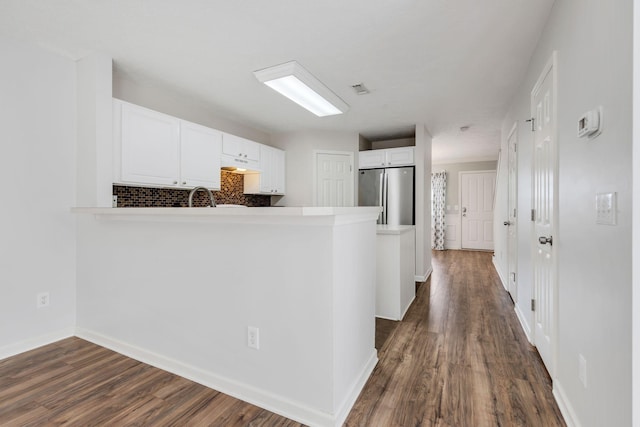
[461,171,496,250]
[316,153,354,207]
[532,56,557,376]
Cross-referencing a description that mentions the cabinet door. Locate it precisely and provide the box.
[258,145,274,193]
[386,147,414,167]
[180,121,222,189]
[120,102,180,186]
[272,148,286,194]
[222,133,243,157]
[358,150,387,169]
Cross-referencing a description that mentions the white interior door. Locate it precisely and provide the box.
[507,126,518,299]
[315,152,354,207]
[460,171,496,250]
[531,54,557,376]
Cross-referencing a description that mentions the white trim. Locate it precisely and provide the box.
[76,327,367,427]
[553,380,582,427]
[312,149,355,207]
[492,256,508,291]
[0,328,75,361]
[332,350,378,427]
[514,304,533,345]
[415,265,433,283]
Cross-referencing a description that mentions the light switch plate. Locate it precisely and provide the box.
[596,192,616,225]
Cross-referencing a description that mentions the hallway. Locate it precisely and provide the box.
[345,250,565,426]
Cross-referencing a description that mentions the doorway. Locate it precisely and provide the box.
[314,150,354,206]
[506,124,518,300]
[460,170,496,250]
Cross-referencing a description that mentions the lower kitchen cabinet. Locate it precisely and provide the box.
[375,225,416,320]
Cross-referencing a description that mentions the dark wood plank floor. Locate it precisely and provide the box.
[346,250,565,426]
[0,250,564,426]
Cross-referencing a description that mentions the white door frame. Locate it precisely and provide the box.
[459,169,497,250]
[312,150,355,207]
[530,51,558,377]
[506,122,518,301]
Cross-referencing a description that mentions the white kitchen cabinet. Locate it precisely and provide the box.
[180,121,222,189]
[358,147,415,169]
[114,99,222,189]
[375,225,416,320]
[118,101,180,186]
[221,133,260,171]
[244,145,286,195]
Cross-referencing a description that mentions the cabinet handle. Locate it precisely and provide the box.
[182,181,187,185]
[381,163,385,166]
[173,181,178,185]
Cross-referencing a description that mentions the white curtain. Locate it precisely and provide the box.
[431,171,447,250]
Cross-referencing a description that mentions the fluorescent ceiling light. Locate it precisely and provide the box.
[254,61,349,117]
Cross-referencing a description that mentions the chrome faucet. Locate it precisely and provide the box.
[188,186,217,207]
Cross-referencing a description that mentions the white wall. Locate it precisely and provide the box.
[415,124,432,281]
[75,211,378,426]
[499,1,632,425]
[270,131,359,207]
[0,36,77,357]
[632,1,640,424]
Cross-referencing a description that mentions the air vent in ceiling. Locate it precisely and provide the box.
[351,83,370,95]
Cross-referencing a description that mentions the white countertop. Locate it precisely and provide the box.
[72,206,382,226]
[376,224,416,235]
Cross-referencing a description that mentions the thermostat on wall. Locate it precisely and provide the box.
[577,106,602,138]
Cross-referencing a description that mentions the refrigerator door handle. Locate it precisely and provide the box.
[378,172,385,224]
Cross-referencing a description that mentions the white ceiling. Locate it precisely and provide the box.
[0,0,554,163]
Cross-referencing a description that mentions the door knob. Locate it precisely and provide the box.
[504,221,511,226]
[538,236,553,246]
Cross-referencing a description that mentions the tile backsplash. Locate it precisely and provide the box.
[113,171,271,207]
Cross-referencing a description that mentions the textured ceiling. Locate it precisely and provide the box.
[0,0,555,163]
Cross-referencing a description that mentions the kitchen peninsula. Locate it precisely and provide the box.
[73,206,381,427]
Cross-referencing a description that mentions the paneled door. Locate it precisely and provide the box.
[315,151,354,206]
[507,125,518,299]
[531,53,557,376]
[460,171,496,250]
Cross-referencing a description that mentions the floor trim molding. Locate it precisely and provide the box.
[514,303,533,345]
[553,380,582,427]
[0,328,74,361]
[415,265,433,283]
[76,328,357,427]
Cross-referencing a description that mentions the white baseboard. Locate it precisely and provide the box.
[415,265,433,283]
[333,350,378,426]
[76,328,365,427]
[0,327,75,361]
[492,256,508,291]
[514,303,533,345]
[553,380,582,427]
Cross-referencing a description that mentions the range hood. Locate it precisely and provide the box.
[220,154,260,174]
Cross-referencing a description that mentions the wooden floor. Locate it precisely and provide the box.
[0,250,564,426]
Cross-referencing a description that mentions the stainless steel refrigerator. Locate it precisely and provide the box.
[358,167,414,225]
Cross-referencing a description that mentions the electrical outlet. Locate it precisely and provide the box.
[579,354,587,388]
[112,195,118,208]
[37,292,50,308]
[247,326,259,350]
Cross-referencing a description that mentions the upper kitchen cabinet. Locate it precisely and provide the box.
[358,147,415,169]
[116,100,180,186]
[221,133,260,171]
[244,145,285,195]
[180,121,222,189]
[113,99,222,189]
